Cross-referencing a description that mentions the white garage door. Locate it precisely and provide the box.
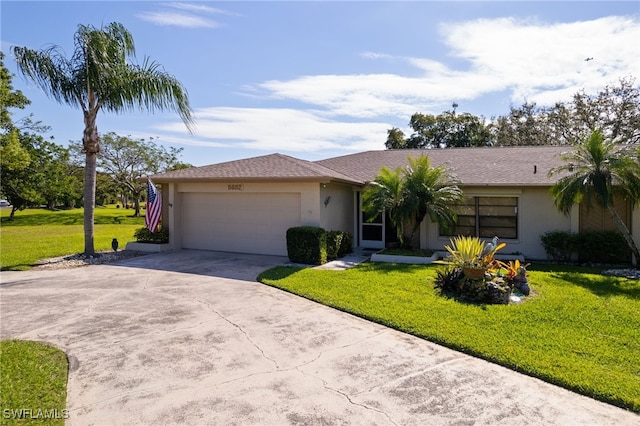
[181,192,301,256]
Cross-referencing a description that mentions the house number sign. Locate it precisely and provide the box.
[227,184,244,191]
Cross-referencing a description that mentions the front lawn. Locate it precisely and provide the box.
[258,262,640,411]
[0,206,144,270]
[0,340,68,425]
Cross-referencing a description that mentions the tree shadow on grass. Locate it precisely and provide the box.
[550,271,640,300]
[257,265,305,282]
[0,263,34,272]
[358,262,435,275]
[1,211,139,226]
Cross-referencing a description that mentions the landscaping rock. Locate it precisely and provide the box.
[485,281,510,304]
[601,269,640,280]
[33,250,146,270]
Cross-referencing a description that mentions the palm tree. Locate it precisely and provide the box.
[401,156,464,245]
[363,155,463,248]
[12,23,194,255]
[549,130,640,265]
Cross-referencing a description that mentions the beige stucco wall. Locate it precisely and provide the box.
[166,183,182,250]
[421,186,573,260]
[320,182,356,234]
[518,187,575,259]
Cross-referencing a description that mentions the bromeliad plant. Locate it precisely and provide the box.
[434,236,529,304]
[498,259,531,295]
[437,235,506,272]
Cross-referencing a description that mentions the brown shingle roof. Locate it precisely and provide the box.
[151,153,359,183]
[316,146,570,186]
[152,146,571,186]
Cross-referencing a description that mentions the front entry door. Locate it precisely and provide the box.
[359,193,385,249]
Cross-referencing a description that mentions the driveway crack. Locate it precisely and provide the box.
[353,355,468,397]
[296,367,399,426]
[191,297,280,369]
[294,329,390,369]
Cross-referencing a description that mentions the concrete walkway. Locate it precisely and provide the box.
[0,250,637,425]
[313,248,374,270]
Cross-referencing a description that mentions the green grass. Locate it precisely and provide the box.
[0,340,68,425]
[0,206,144,270]
[258,262,640,411]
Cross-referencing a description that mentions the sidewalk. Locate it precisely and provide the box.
[313,248,375,270]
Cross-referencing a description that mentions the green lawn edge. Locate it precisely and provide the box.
[0,340,69,425]
[258,263,640,412]
[0,206,144,270]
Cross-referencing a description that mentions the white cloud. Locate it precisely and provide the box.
[251,15,639,120]
[137,2,238,28]
[168,2,241,16]
[137,11,218,28]
[440,16,640,104]
[360,51,393,60]
[157,15,639,157]
[154,107,391,153]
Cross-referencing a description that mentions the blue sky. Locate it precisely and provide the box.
[2,1,639,167]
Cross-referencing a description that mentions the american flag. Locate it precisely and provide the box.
[145,178,162,233]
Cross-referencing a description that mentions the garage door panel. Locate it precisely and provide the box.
[181,193,301,255]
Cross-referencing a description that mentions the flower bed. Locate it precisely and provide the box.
[434,236,531,304]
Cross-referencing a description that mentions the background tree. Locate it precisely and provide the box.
[0,51,31,211]
[386,105,492,149]
[71,132,189,216]
[491,102,553,146]
[40,144,82,209]
[1,127,77,218]
[549,130,640,265]
[1,54,80,217]
[0,52,29,129]
[12,22,194,256]
[493,77,640,146]
[385,128,408,149]
[363,156,462,248]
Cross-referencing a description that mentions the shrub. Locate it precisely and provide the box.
[574,230,631,264]
[338,231,353,257]
[134,227,169,244]
[540,231,574,262]
[327,230,354,260]
[541,230,631,264]
[326,231,341,260]
[286,226,327,265]
[434,266,464,294]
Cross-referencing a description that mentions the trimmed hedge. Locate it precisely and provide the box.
[286,226,327,265]
[575,231,630,263]
[540,230,631,264]
[134,227,169,244]
[287,227,353,264]
[540,230,574,262]
[327,230,353,260]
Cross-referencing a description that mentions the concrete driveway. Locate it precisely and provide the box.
[0,250,637,425]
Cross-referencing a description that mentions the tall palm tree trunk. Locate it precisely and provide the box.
[607,205,640,266]
[82,109,100,256]
[83,151,97,255]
